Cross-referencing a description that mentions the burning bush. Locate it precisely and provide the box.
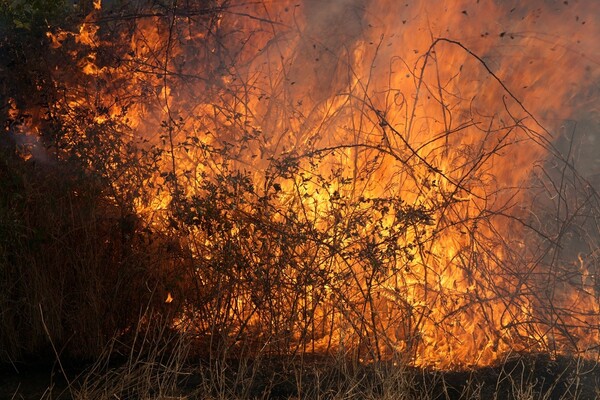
[1,0,599,371]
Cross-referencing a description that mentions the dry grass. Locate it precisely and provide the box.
[0,146,186,365]
[62,350,598,400]
[1,303,599,399]
[71,312,191,400]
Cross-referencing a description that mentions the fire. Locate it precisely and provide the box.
[35,0,600,369]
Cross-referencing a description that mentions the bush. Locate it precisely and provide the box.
[0,145,182,363]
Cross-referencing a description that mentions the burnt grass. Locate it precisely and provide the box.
[2,353,599,399]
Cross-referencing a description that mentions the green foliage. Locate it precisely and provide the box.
[0,0,69,33]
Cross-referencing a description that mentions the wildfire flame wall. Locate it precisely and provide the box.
[14,0,600,368]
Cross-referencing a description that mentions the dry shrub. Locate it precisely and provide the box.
[1,0,599,378]
[0,146,185,363]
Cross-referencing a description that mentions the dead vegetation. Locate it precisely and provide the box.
[1,0,599,398]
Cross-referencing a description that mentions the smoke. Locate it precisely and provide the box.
[5,128,53,165]
[289,0,369,103]
[2,100,52,165]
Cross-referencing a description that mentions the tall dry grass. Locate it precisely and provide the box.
[0,145,184,364]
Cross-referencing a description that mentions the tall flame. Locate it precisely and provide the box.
[39,0,600,368]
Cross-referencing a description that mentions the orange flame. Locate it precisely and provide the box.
[41,0,600,368]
